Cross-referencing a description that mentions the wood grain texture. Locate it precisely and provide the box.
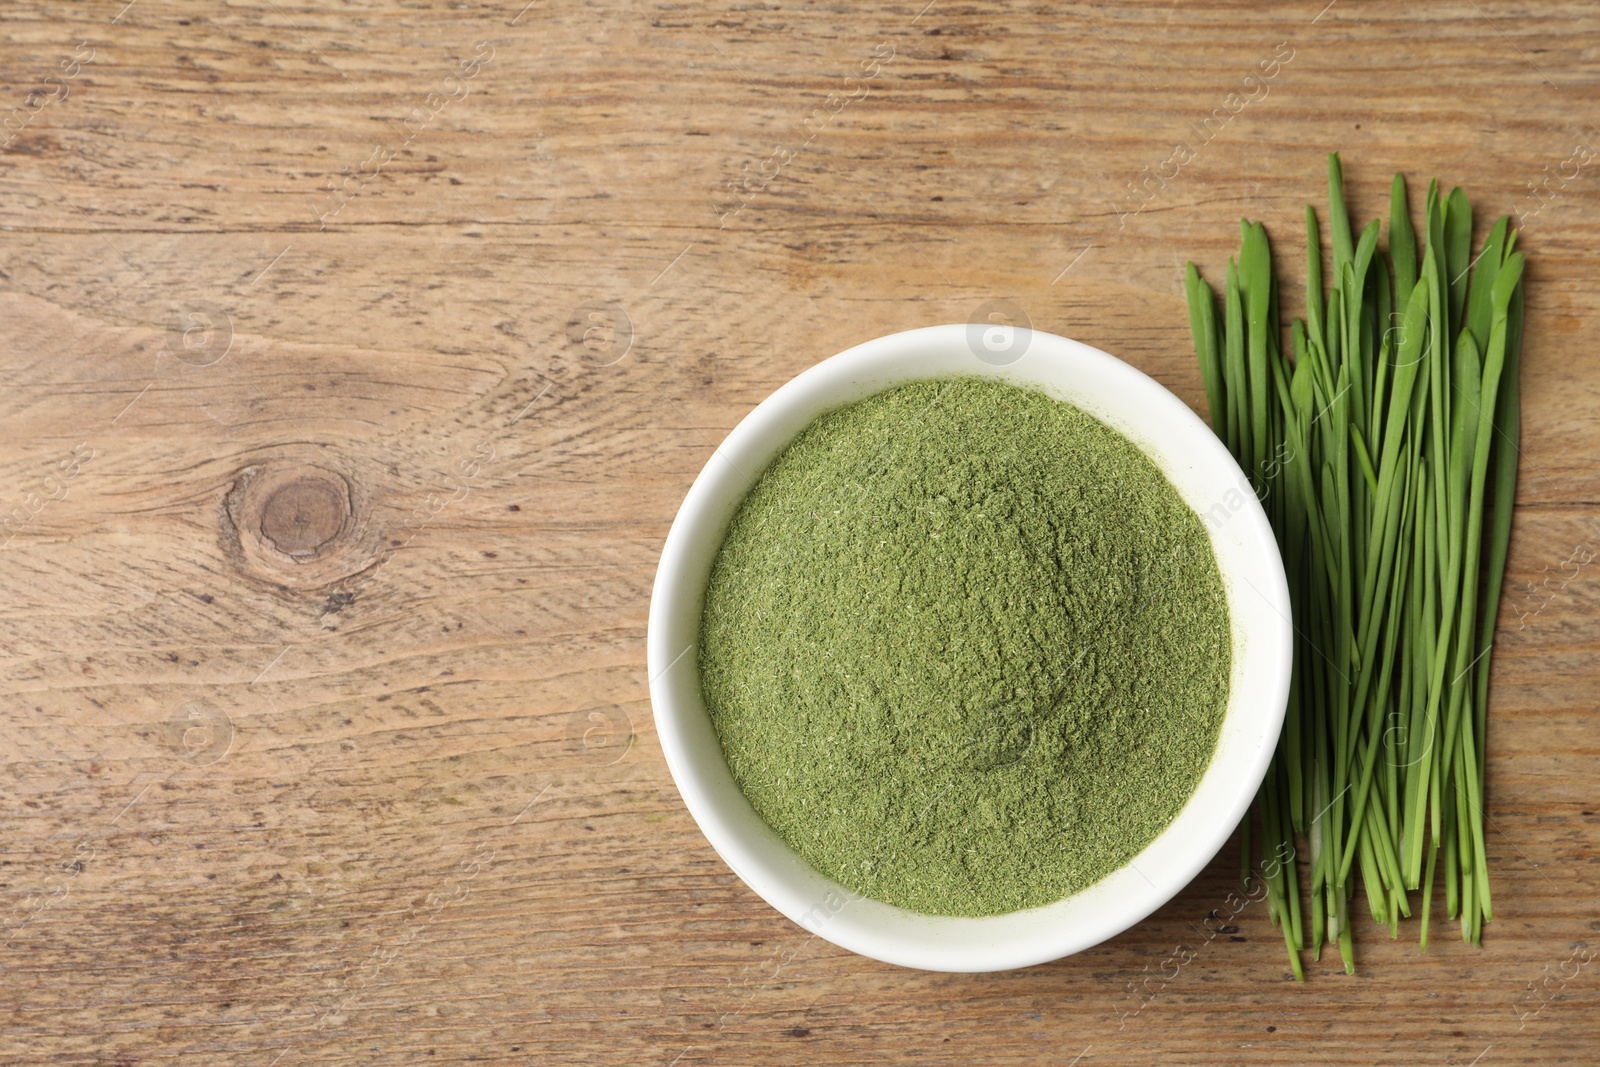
[2,1,1598,1064]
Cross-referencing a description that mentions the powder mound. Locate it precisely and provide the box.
[699,376,1231,916]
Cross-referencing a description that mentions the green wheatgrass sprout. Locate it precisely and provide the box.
[1185,154,1524,978]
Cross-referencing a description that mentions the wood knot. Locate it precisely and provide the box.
[224,460,369,589]
[259,477,348,559]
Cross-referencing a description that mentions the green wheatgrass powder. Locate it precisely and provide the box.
[699,376,1231,916]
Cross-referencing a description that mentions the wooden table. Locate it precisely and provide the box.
[4,2,1597,1063]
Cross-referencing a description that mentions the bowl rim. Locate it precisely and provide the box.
[648,324,1292,972]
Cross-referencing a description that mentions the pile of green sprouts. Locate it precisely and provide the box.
[1185,154,1525,977]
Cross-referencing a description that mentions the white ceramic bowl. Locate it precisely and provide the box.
[648,324,1291,972]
